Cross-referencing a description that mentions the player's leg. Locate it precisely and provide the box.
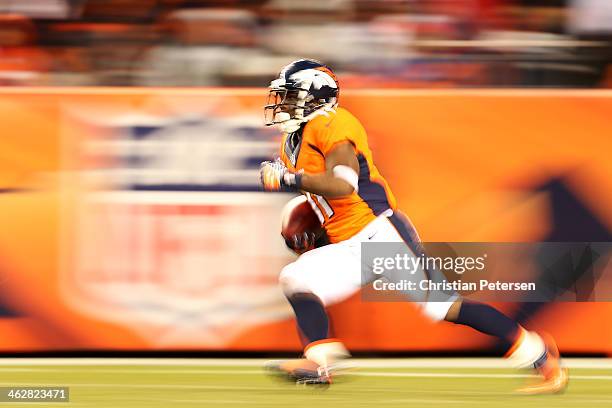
[268,241,361,383]
[444,299,567,393]
[386,211,568,394]
[279,240,361,341]
[286,293,329,344]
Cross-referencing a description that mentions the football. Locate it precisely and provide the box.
[280,195,324,243]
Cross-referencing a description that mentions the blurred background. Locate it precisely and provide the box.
[0,0,610,356]
[0,0,611,87]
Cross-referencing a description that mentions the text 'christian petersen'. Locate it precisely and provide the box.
[372,279,536,292]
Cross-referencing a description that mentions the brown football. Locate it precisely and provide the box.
[280,195,323,241]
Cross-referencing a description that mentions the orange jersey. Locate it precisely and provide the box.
[279,107,397,243]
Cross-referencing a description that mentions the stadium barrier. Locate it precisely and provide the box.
[0,88,610,354]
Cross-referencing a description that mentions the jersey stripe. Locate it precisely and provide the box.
[305,192,325,224]
[356,153,392,216]
[317,195,335,218]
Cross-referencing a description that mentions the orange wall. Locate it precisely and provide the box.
[0,88,610,354]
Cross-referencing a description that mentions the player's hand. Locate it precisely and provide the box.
[259,159,302,192]
[285,231,317,254]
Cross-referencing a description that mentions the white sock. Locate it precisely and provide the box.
[505,329,546,368]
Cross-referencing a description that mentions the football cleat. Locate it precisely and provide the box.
[264,359,331,388]
[516,332,569,395]
[265,341,352,388]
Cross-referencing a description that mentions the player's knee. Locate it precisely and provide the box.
[420,301,455,322]
[278,262,311,297]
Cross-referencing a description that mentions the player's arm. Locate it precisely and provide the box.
[300,142,359,198]
[260,142,359,198]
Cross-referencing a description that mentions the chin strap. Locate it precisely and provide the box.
[275,104,338,133]
[278,119,302,134]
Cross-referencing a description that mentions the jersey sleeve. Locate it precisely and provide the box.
[315,110,362,156]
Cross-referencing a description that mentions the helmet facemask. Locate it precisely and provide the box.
[264,87,306,129]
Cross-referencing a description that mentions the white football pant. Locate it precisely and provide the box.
[279,210,457,321]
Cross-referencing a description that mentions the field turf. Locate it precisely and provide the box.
[0,358,610,407]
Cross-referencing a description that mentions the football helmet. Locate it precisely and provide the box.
[264,59,339,133]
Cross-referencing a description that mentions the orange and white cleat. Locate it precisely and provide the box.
[515,332,569,395]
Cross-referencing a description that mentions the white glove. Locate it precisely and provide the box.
[259,159,302,192]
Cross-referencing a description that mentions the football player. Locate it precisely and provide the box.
[259,59,568,394]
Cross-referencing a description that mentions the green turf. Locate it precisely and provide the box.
[0,361,609,407]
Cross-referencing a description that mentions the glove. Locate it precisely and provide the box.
[285,231,317,255]
[260,159,302,192]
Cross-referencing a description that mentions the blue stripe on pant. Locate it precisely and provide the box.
[386,210,459,306]
[386,211,431,281]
